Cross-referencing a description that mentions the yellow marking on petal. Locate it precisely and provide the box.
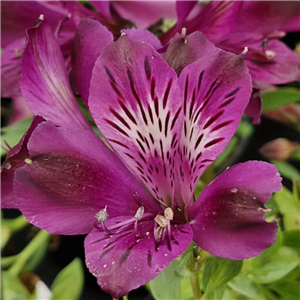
[24,158,33,164]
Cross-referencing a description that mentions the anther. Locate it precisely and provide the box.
[95,206,109,223]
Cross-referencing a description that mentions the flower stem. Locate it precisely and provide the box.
[190,272,202,300]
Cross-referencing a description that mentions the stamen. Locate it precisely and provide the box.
[95,205,109,222]
[154,207,174,242]
[134,206,144,220]
[95,206,109,231]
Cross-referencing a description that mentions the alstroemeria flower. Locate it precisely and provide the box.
[4,20,283,298]
[161,1,300,85]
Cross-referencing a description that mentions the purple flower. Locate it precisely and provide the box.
[2,19,282,298]
[162,1,300,85]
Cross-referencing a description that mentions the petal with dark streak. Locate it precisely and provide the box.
[189,161,282,260]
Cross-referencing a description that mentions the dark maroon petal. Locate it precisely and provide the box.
[177,47,252,205]
[14,121,157,235]
[21,20,91,130]
[72,18,113,105]
[165,31,219,75]
[89,35,183,207]
[245,89,262,124]
[1,116,44,208]
[85,215,192,298]
[189,161,282,260]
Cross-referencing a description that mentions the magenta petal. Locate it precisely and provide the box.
[177,49,252,203]
[165,31,219,75]
[1,116,44,208]
[85,217,192,298]
[89,1,111,19]
[89,35,183,207]
[246,40,300,84]
[112,1,176,29]
[72,18,113,105]
[187,1,243,44]
[189,161,282,260]
[245,89,262,125]
[20,20,91,131]
[14,121,156,235]
[121,28,162,50]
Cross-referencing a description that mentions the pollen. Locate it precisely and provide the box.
[95,206,109,222]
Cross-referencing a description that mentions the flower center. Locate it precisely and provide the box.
[154,207,174,241]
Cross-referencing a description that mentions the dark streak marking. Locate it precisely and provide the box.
[104,119,129,137]
[203,110,224,130]
[137,139,146,153]
[204,137,224,148]
[219,97,235,109]
[109,107,131,129]
[225,87,240,98]
[108,139,129,149]
[170,107,182,130]
[195,133,204,150]
[164,111,170,137]
[163,79,172,109]
[144,57,151,80]
[197,70,204,91]
[212,120,233,131]
[119,100,137,125]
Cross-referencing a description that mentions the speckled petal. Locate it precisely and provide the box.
[85,214,192,298]
[189,161,282,260]
[14,121,156,235]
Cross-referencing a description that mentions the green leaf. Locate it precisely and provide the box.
[272,160,300,181]
[1,118,33,156]
[262,87,300,111]
[202,258,242,299]
[227,274,266,299]
[51,258,84,300]
[282,229,300,248]
[149,259,182,300]
[251,260,298,284]
[1,271,30,300]
[274,186,299,214]
[269,281,300,300]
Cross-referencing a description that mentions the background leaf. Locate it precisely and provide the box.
[51,258,84,300]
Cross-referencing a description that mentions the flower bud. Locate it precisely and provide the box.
[259,138,298,161]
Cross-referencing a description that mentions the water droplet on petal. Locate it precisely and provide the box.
[231,187,238,194]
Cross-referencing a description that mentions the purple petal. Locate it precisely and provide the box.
[89,35,183,207]
[72,18,113,105]
[121,28,162,50]
[112,1,176,29]
[1,38,25,98]
[245,40,300,84]
[1,1,70,48]
[165,31,219,75]
[186,1,243,44]
[1,116,44,208]
[177,48,252,204]
[189,161,282,260]
[14,121,156,235]
[20,20,91,131]
[232,1,300,34]
[85,215,192,298]
[89,1,111,19]
[245,89,262,125]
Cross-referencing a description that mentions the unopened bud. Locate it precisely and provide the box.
[259,138,297,161]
